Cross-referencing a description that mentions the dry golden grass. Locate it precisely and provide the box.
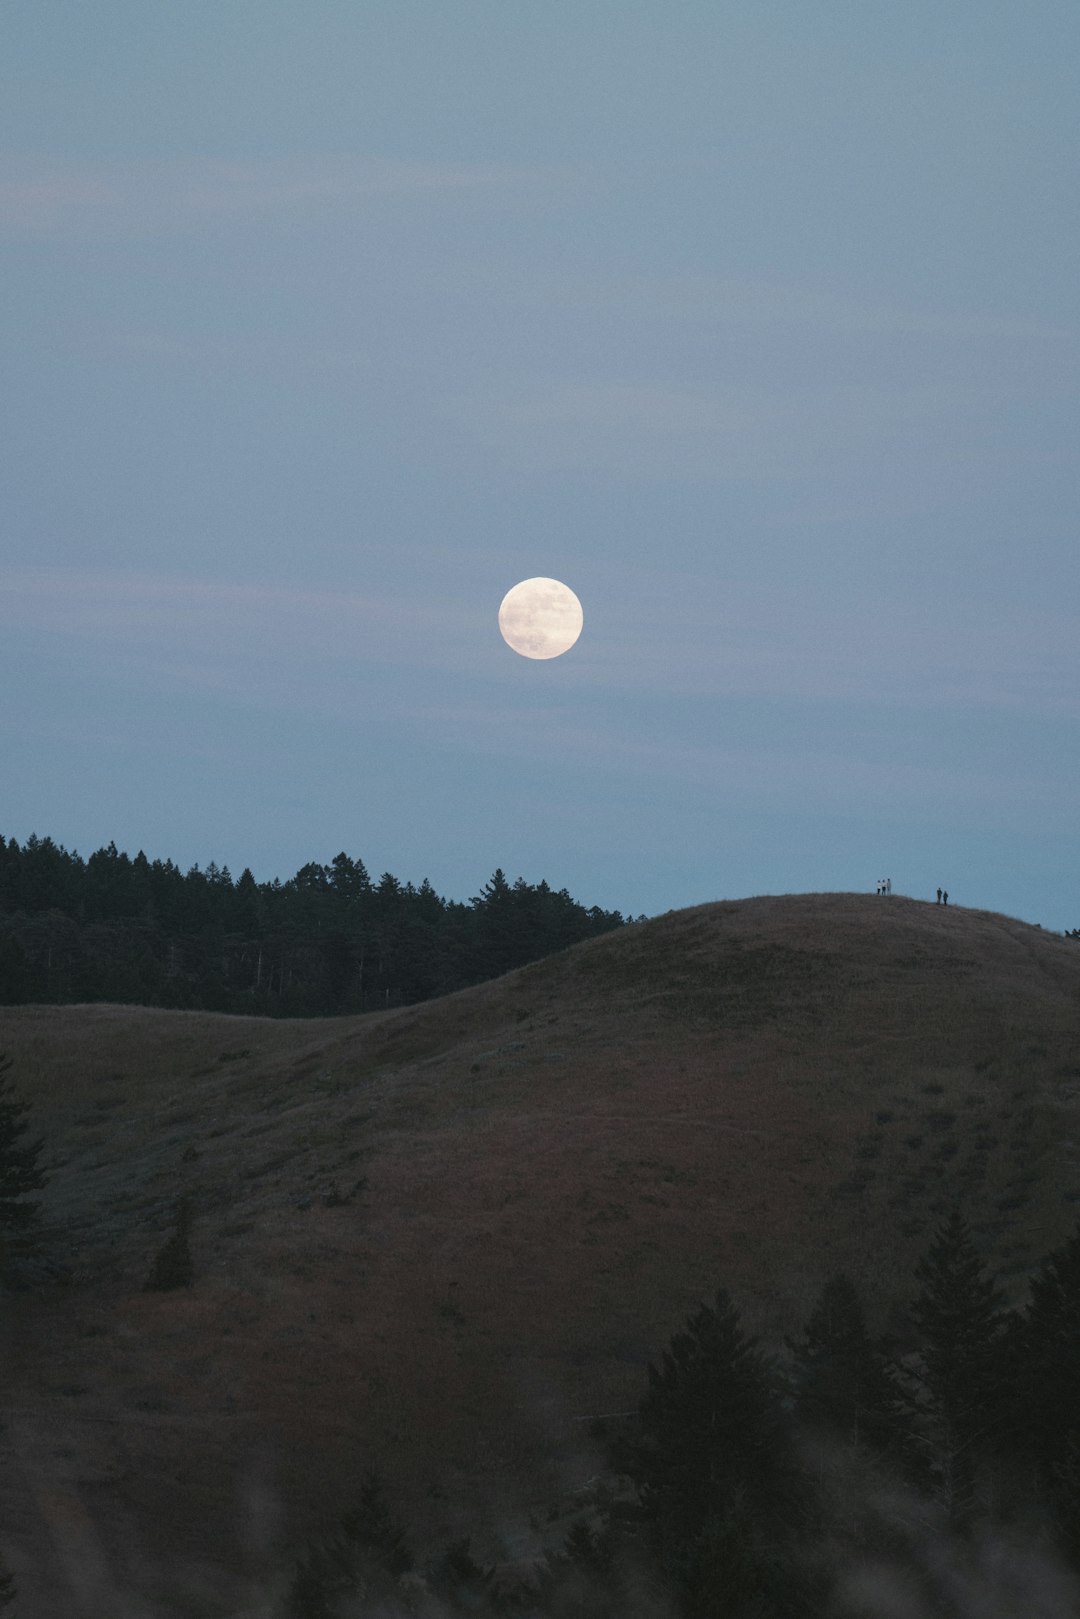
[1,892,1079,1609]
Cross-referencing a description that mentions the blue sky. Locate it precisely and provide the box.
[1,3,1077,926]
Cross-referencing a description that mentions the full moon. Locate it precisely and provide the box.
[498,577,583,660]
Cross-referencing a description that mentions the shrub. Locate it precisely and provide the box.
[143,1198,193,1291]
[0,1052,47,1249]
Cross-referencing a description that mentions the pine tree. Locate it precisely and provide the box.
[789,1274,897,1457]
[619,1289,802,1617]
[328,852,372,908]
[287,1543,353,1619]
[533,1520,625,1619]
[426,1537,498,1614]
[1008,1220,1080,1556]
[0,1053,47,1265]
[897,1209,1010,1527]
[289,1471,414,1617]
[338,1469,413,1581]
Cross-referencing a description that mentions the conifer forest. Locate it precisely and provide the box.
[0,833,627,1015]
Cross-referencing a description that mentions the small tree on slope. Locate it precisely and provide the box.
[0,1052,47,1269]
[143,1197,193,1291]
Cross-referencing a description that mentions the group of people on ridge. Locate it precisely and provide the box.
[875,881,950,904]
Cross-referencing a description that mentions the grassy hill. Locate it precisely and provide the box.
[2,892,1079,1610]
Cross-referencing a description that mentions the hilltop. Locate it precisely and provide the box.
[1,892,1079,1608]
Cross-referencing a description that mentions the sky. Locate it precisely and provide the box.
[1,2,1077,929]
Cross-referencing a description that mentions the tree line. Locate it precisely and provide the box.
[0,833,629,1015]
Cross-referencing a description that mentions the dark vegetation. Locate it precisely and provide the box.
[0,1050,47,1275]
[0,832,627,1015]
[0,1058,46,1605]
[142,1195,194,1292]
[285,1212,1080,1618]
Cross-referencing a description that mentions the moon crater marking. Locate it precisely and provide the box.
[498,577,583,660]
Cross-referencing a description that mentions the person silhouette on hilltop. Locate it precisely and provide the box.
[942,890,949,906]
[936,888,942,904]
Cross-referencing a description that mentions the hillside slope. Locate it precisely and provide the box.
[2,892,1079,1610]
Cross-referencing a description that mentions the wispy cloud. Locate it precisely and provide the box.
[588,581,1080,715]
[0,156,518,237]
[409,692,1077,823]
[0,569,484,677]
[443,375,1014,482]
[0,169,117,232]
[2,569,1075,846]
[3,568,1075,722]
[499,270,1079,344]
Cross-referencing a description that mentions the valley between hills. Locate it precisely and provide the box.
[2,892,1079,1611]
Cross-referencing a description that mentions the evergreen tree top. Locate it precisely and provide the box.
[911,1209,1008,1352]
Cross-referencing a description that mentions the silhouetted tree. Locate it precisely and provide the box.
[789,1274,898,1460]
[0,934,34,1005]
[531,1517,638,1619]
[894,1209,1011,1527]
[426,1537,499,1614]
[287,1542,356,1619]
[619,1288,803,1617]
[289,1471,415,1618]
[338,1468,414,1581]
[328,851,372,908]
[1008,1219,1080,1557]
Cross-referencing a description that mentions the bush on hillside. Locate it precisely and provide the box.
[143,1197,193,1291]
[0,1051,48,1279]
